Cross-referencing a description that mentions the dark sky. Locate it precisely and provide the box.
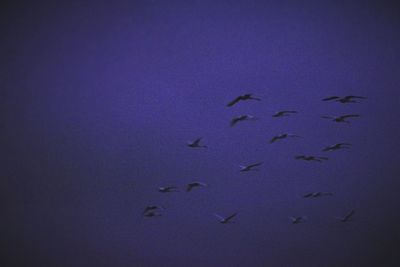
[2,0,400,266]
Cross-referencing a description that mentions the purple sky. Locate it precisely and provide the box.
[2,0,400,266]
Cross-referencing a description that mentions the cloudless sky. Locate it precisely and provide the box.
[2,0,400,266]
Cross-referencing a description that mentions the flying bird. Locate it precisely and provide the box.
[303,192,333,198]
[289,216,307,224]
[269,133,301,144]
[337,210,355,222]
[322,143,351,152]
[295,155,329,162]
[321,114,360,123]
[187,137,207,148]
[272,110,297,118]
[230,114,256,127]
[143,205,164,215]
[214,213,238,224]
[322,95,366,103]
[239,162,263,172]
[227,94,261,107]
[186,182,208,192]
[158,186,179,193]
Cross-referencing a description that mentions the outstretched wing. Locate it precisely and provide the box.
[225,213,237,222]
[344,210,355,221]
[214,213,225,221]
[269,136,279,143]
[322,96,340,101]
[230,117,240,127]
[248,162,263,168]
[227,96,242,107]
[303,193,313,198]
[341,114,360,119]
[321,116,334,119]
[345,95,366,100]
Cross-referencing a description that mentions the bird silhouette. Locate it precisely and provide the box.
[269,133,301,143]
[272,110,297,118]
[337,210,355,222]
[187,137,207,148]
[303,192,333,198]
[322,95,366,103]
[214,213,238,223]
[230,114,257,127]
[227,94,261,107]
[239,162,263,172]
[321,114,360,123]
[186,182,208,192]
[143,205,164,215]
[289,216,307,224]
[295,155,329,162]
[322,143,351,152]
[158,186,179,193]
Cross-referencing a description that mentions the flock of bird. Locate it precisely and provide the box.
[142,93,366,224]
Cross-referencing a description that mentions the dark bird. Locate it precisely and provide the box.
[272,110,298,118]
[337,210,355,222]
[186,182,208,192]
[322,143,351,152]
[289,216,307,224]
[295,155,329,162]
[187,137,207,148]
[158,186,179,193]
[321,114,360,123]
[214,213,238,224]
[239,162,263,172]
[144,211,162,217]
[230,114,256,127]
[322,95,366,103]
[143,205,164,215]
[269,133,301,144]
[303,192,333,198]
[227,94,261,107]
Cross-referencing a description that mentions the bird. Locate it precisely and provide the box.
[303,192,333,198]
[269,133,301,144]
[143,205,164,215]
[230,114,256,127]
[337,210,355,222]
[321,114,360,123]
[214,213,238,224]
[227,94,261,107]
[322,95,366,103]
[186,182,208,192]
[289,216,307,224]
[295,155,329,162]
[239,162,263,172]
[272,110,297,118]
[187,137,207,148]
[322,143,351,152]
[158,186,179,193]
[143,211,162,217]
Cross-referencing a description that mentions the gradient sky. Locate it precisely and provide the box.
[2,0,400,266]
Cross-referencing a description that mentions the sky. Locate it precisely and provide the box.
[1,0,400,266]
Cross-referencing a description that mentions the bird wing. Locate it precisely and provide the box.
[344,210,355,220]
[186,184,193,192]
[214,213,225,221]
[225,213,237,222]
[230,117,240,127]
[193,138,202,146]
[341,114,360,119]
[248,162,263,168]
[227,96,242,107]
[269,136,278,143]
[282,110,297,114]
[345,95,366,99]
[322,96,340,101]
[295,155,305,159]
[303,193,313,198]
